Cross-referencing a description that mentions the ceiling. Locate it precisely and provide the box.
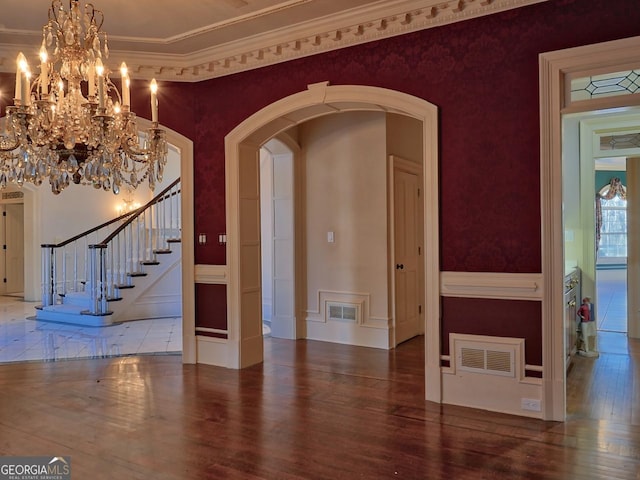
[0,0,543,81]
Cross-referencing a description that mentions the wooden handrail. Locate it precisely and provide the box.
[40,209,138,249]
[40,177,181,250]
[99,177,181,245]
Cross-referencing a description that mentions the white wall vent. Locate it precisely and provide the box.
[326,302,360,323]
[456,340,516,378]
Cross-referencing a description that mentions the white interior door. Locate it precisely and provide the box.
[4,204,25,295]
[394,167,420,344]
[271,153,295,339]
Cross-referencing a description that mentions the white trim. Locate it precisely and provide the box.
[539,35,640,421]
[137,118,196,365]
[195,264,228,284]
[220,82,441,401]
[195,327,228,335]
[525,364,544,372]
[440,272,543,301]
[443,333,543,418]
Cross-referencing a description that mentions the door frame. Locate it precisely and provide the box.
[222,82,441,401]
[540,35,640,421]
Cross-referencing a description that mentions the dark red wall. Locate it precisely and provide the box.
[441,297,542,366]
[195,283,228,335]
[185,0,640,354]
[190,0,640,270]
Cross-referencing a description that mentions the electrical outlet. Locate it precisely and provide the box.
[521,398,541,411]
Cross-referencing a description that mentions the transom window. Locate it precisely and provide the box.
[571,69,640,102]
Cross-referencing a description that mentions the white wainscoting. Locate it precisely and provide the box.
[305,289,391,348]
[442,334,543,419]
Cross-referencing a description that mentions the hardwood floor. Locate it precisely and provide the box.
[0,335,639,479]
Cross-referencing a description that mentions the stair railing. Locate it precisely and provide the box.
[87,178,181,315]
[40,178,181,315]
[41,210,139,308]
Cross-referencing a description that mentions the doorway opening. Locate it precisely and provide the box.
[0,121,196,364]
[595,177,628,334]
[260,138,297,341]
[0,191,25,297]
[257,113,425,347]
[222,83,441,402]
[541,35,640,421]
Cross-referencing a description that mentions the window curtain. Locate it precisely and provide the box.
[595,177,626,251]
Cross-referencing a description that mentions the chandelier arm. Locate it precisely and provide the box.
[85,4,104,32]
[49,1,62,25]
[0,138,20,152]
[121,128,165,160]
[105,78,122,105]
[121,138,151,159]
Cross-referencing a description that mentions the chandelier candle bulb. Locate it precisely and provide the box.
[88,62,95,98]
[39,47,49,95]
[150,79,158,123]
[15,53,26,102]
[120,62,130,107]
[96,58,105,109]
[22,70,31,107]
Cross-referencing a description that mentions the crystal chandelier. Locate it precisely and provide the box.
[0,0,167,195]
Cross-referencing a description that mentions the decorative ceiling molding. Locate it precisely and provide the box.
[0,0,546,82]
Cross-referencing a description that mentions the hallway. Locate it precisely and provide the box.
[596,268,627,333]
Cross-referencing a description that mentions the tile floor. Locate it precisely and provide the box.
[0,295,182,364]
[596,268,627,332]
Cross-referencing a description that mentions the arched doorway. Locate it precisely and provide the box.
[222,82,441,402]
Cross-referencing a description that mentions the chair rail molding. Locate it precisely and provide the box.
[440,272,543,301]
[195,264,228,284]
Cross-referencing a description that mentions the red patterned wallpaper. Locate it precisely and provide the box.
[185,0,639,347]
[190,0,640,269]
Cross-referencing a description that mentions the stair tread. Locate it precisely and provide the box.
[42,304,87,314]
[63,291,90,298]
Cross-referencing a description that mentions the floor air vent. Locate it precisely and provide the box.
[457,342,516,378]
[327,302,359,323]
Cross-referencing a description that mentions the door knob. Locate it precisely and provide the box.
[396,264,404,270]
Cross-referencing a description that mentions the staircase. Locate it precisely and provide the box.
[36,179,181,326]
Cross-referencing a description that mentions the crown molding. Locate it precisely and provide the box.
[0,0,546,82]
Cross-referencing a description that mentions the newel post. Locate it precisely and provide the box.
[41,244,56,307]
[88,244,108,314]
